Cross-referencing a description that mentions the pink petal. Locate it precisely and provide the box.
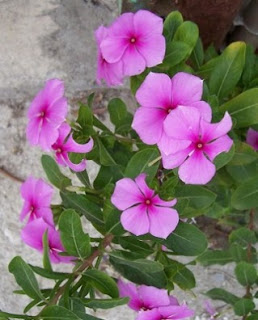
[98,59,124,86]
[47,97,68,125]
[38,121,59,151]
[152,195,177,207]
[20,202,31,221]
[132,107,167,145]
[55,152,66,167]
[100,36,128,63]
[48,227,64,251]
[133,10,164,37]
[64,137,94,153]
[35,179,53,207]
[201,112,232,142]
[121,204,150,236]
[123,44,146,76]
[26,117,41,146]
[44,79,65,103]
[37,208,54,227]
[27,89,46,119]
[135,173,154,198]
[171,72,203,106]
[135,72,172,109]
[169,296,179,306]
[191,101,212,122]
[136,309,161,320]
[61,152,87,172]
[246,128,258,150]
[203,135,233,161]
[161,146,194,170]
[20,176,36,201]
[118,280,142,311]
[157,131,192,156]
[138,285,170,309]
[21,218,47,251]
[111,178,143,210]
[164,106,200,141]
[136,35,165,68]
[179,151,216,185]
[148,206,179,239]
[109,12,134,38]
[55,122,71,144]
[159,305,195,319]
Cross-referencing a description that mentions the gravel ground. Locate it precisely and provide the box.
[0,1,249,319]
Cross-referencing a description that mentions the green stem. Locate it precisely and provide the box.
[0,311,33,319]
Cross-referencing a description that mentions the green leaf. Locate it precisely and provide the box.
[220,88,258,128]
[173,21,199,52]
[234,299,255,316]
[226,162,257,183]
[42,231,52,271]
[163,222,208,256]
[83,269,119,298]
[119,236,153,257]
[229,227,256,247]
[76,171,91,187]
[29,265,70,280]
[229,142,258,166]
[8,256,43,301]
[204,44,218,62]
[59,209,91,259]
[175,185,216,209]
[242,44,256,86]
[173,266,196,290]
[190,38,204,70]
[198,249,233,266]
[103,201,124,235]
[163,41,191,67]
[163,11,183,42]
[235,262,257,286]
[41,155,71,189]
[196,57,220,80]
[108,98,127,128]
[214,144,235,170]
[39,306,80,320]
[209,41,246,100]
[77,104,93,129]
[125,148,160,182]
[82,297,129,310]
[206,288,239,305]
[231,177,258,210]
[96,137,117,166]
[61,192,104,226]
[109,253,167,288]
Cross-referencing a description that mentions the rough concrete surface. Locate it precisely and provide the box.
[0,1,247,319]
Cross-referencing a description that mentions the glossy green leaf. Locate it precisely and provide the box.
[226,162,257,183]
[228,142,258,166]
[83,269,119,298]
[231,177,258,210]
[163,41,191,67]
[190,38,204,69]
[39,306,80,320]
[59,209,91,259]
[214,145,235,170]
[82,297,129,310]
[77,104,93,129]
[220,88,258,128]
[41,155,71,189]
[96,137,117,167]
[198,249,233,266]
[173,266,196,290]
[119,236,153,256]
[235,262,257,286]
[8,256,43,301]
[234,299,255,316]
[163,11,183,42]
[206,288,239,305]
[163,222,208,256]
[209,41,246,100]
[173,21,199,52]
[125,148,160,182]
[108,98,127,128]
[242,44,256,86]
[29,265,70,280]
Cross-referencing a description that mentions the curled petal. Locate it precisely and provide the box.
[61,152,87,172]
[201,112,232,142]
[121,204,150,236]
[148,206,179,239]
[111,178,143,210]
[55,122,71,145]
[204,135,233,161]
[152,195,177,207]
[179,151,216,185]
[65,137,94,153]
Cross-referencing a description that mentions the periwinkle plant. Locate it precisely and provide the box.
[2,9,257,320]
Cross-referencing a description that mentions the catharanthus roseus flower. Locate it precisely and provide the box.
[111,173,179,238]
[246,128,258,150]
[20,177,54,226]
[132,72,211,155]
[21,218,72,264]
[118,280,194,320]
[95,25,123,86]
[26,79,68,151]
[100,10,165,76]
[51,122,93,172]
[162,106,233,185]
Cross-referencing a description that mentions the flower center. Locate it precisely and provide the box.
[40,111,45,117]
[56,148,62,154]
[145,199,151,205]
[167,108,172,114]
[196,142,204,149]
[130,37,136,43]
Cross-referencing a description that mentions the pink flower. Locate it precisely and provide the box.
[100,10,165,76]
[118,280,171,311]
[95,26,123,86]
[204,300,217,319]
[246,128,258,150]
[118,280,194,320]
[162,106,233,185]
[21,218,72,264]
[136,305,194,320]
[111,173,179,239]
[20,177,54,226]
[51,123,93,172]
[132,72,212,155]
[26,79,68,151]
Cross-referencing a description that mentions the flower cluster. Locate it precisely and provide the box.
[111,173,179,239]
[20,177,71,263]
[95,10,165,86]
[118,280,194,320]
[27,79,93,172]
[132,72,233,185]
